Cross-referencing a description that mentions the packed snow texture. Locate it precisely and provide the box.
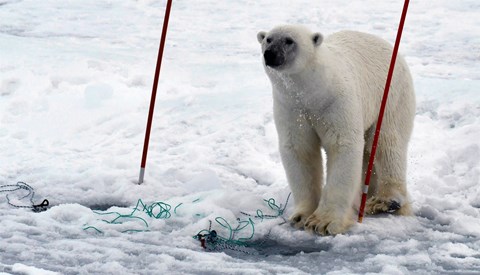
[1,0,479,274]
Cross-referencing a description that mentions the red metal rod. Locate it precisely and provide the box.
[358,0,410,222]
[139,0,173,184]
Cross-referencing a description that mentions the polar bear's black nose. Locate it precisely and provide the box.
[264,49,284,68]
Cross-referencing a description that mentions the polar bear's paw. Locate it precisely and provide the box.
[289,211,310,229]
[366,196,412,216]
[304,210,352,235]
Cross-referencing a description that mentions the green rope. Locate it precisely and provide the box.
[83,226,103,233]
[131,199,173,219]
[215,217,255,242]
[84,193,291,254]
[241,193,291,222]
[173,203,183,215]
[194,193,291,252]
[83,198,184,233]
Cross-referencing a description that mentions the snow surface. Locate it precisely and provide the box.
[1,0,479,274]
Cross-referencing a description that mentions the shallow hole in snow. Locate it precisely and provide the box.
[253,239,332,256]
[218,238,332,257]
[85,203,128,211]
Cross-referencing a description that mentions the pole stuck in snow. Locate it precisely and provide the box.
[139,0,173,185]
[358,0,410,222]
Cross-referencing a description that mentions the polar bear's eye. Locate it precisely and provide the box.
[285,38,294,45]
[266,38,272,43]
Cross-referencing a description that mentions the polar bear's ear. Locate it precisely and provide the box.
[312,33,323,47]
[257,31,266,44]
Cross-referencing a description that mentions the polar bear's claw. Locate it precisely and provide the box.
[366,196,412,216]
[289,212,308,229]
[387,200,401,213]
[304,212,350,236]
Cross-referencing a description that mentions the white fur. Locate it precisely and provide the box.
[258,25,415,235]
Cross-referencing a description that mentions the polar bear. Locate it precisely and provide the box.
[257,25,415,235]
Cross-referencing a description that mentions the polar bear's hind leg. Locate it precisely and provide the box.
[365,123,413,216]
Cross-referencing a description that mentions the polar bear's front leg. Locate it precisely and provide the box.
[304,140,363,235]
[280,141,323,229]
[274,100,323,229]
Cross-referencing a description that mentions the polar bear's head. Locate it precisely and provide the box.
[257,25,323,74]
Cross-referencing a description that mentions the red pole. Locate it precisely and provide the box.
[139,0,173,184]
[358,0,410,222]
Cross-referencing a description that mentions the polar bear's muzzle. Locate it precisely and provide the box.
[264,47,285,68]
